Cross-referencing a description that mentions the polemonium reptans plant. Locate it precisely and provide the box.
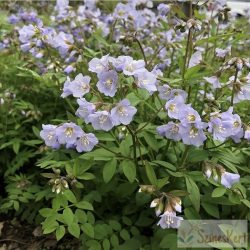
[1,0,250,246]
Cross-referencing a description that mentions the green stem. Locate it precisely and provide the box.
[165,139,171,153]
[179,146,190,169]
[230,68,239,107]
[65,98,75,114]
[135,135,144,167]
[182,28,192,88]
[109,19,117,43]
[167,47,175,77]
[126,126,138,167]
[204,10,214,60]
[134,36,148,69]
[204,141,227,150]
[200,83,208,112]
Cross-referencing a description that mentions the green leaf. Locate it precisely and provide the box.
[86,240,101,250]
[13,201,19,211]
[201,202,219,218]
[75,201,93,211]
[63,190,77,204]
[68,222,80,238]
[152,160,176,171]
[43,221,59,234]
[184,207,201,219]
[168,190,189,197]
[39,208,54,217]
[126,92,141,106]
[32,126,41,138]
[102,239,110,250]
[121,160,136,183]
[145,161,157,186]
[119,136,132,157]
[212,187,226,198]
[103,159,117,183]
[13,141,20,154]
[109,220,121,231]
[56,226,65,241]
[143,132,159,151]
[185,176,200,212]
[110,234,119,247]
[63,207,74,226]
[156,177,169,189]
[188,149,209,163]
[82,223,94,238]
[159,233,177,249]
[77,172,95,180]
[241,199,250,208]
[80,148,116,161]
[120,229,130,241]
[184,65,205,80]
[75,209,87,223]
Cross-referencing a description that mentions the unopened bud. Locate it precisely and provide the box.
[139,185,156,194]
[62,179,69,189]
[150,198,160,208]
[56,185,61,194]
[170,197,182,213]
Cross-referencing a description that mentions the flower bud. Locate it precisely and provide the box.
[155,199,164,217]
[139,185,156,194]
[56,185,61,194]
[150,198,160,208]
[62,179,69,189]
[169,197,182,213]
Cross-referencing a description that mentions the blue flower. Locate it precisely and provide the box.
[75,98,96,124]
[221,172,240,188]
[61,74,91,98]
[64,65,76,74]
[76,132,98,152]
[157,84,171,100]
[178,106,202,127]
[122,57,145,76]
[88,55,112,73]
[208,108,243,143]
[40,124,60,149]
[157,122,182,141]
[179,123,207,147]
[157,211,183,229]
[165,97,186,119]
[135,70,157,93]
[52,32,74,58]
[18,24,36,44]
[157,3,170,16]
[203,76,221,89]
[96,70,118,97]
[111,99,137,125]
[244,128,250,141]
[89,111,114,131]
[55,122,83,147]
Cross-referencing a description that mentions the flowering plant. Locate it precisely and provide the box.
[0,0,250,248]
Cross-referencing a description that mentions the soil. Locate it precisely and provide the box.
[0,219,80,250]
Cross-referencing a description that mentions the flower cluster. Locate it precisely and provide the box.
[40,123,98,153]
[139,185,183,229]
[8,9,40,24]
[151,196,183,229]
[208,108,244,143]
[157,85,207,147]
[204,162,240,188]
